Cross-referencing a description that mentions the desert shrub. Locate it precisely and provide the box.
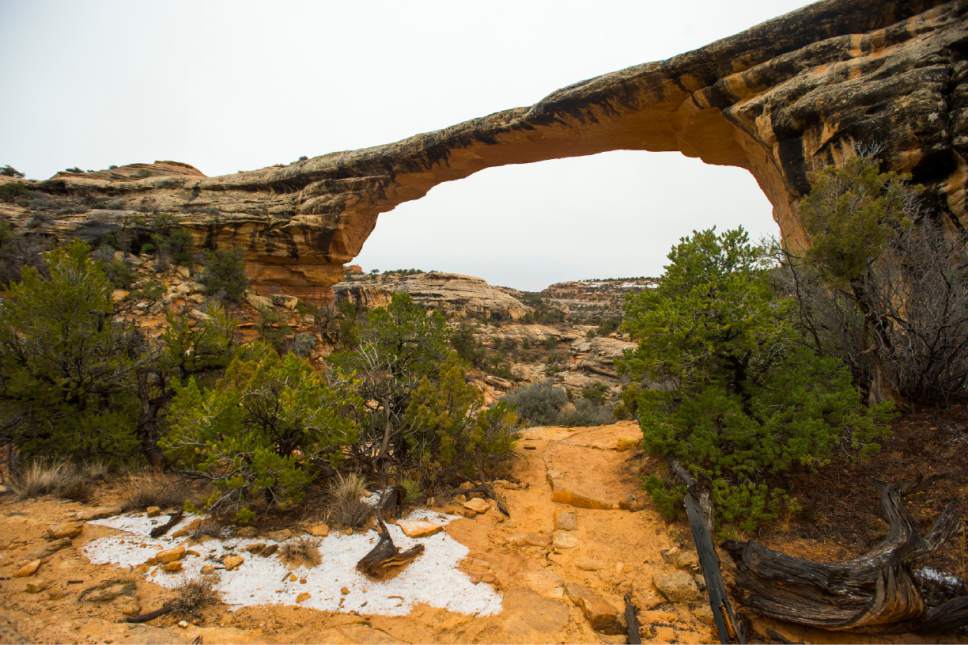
[620,227,892,533]
[596,317,622,336]
[779,151,968,405]
[279,536,321,566]
[198,248,248,304]
[256,306,291,354]
[130,278,165,302]
[501,381,567,426]
[150,214,194,268]
[161,305,236,382]
[0,165,24,178]
[581,382,609,405]
[401,477,423,504]
[120,472,192,512]
[0,240,145,464]
[557,398,615,427]
[643,474,686,521]
[167,578,218,620]
[403,355,518,486]
[451,322,486,368]
[97,256,135,289]
[330,294,518,486]
[326,472,371,529]
[160,343,363,522]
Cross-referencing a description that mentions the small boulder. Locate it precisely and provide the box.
[46,522,83,540]
[15,559,42,577]
[154,545,186,564]
[223,554,244,571]
[552,530,579,550]
[564,583,624,634]
[305,523,330,538]
[396,519,443,538]
[652,570,700,602]
[163,561,183,573]
[554,509,577,531]
[463,498,490,514]
[266,528,292,541]
[145,506,161,517]
[296,592,311,603]
[576,557,605,571]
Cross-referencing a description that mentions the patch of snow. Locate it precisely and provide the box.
[83,509,501,617]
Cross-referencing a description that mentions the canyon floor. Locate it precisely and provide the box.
[3,421,961,644]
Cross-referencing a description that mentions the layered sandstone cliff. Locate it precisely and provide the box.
[0,0,965,299]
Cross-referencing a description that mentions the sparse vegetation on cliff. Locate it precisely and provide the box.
[779,151,968,406]
[199,248,248,303]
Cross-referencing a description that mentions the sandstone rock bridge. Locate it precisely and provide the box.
[2,0,966,299]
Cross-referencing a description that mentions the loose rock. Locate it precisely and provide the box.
[396,519,443,538]
[652,570,700,602]
[306,523,330,538]
[223,554,244,571]
[154,545,186,564]
[14,560,41,577]
[564,583,624,634]
[46,522,83,540]
[552,530,578,550]
[554,509,577,531]
[463,498,490,514]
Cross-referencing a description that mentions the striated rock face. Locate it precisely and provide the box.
[333,271,531,320]
[1,0,965,299]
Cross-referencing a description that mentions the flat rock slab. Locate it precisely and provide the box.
[545,425,642,510]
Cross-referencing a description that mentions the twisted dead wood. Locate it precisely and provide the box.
[723,482,965,633]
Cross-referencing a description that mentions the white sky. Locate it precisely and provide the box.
[0,0,812,290]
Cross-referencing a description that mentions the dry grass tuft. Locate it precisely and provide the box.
[279,536,321,567]
[10,460,93,502]
[327,472,371,529]
[120,472,191,512]
[168,578,218,619]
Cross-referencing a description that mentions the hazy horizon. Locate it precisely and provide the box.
[1,0,812,291]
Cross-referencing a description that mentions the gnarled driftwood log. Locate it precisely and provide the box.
[356,517,424,579]
[723,482,966,633]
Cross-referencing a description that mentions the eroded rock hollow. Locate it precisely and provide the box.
[1,0,965,299]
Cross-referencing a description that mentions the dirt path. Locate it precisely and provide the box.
[0,422,715,643]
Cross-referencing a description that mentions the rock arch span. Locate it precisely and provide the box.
[4,0,966,300]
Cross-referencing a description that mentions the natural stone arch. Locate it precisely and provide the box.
[3,0,965,300]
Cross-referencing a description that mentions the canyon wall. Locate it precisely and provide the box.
[1,0,965,299]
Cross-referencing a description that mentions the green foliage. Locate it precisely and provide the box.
[621,227,892,532]
[160,343,363,521]
[151,215,195,267]
[98,256,135,289]
[130,278,164,302]
[199,248,248,303]
[0,240,143,464]
[799,155,914,286]
[643,474,686,521]
[557,398,615,427]
[161,304,236,382]
[331,294,517,487]
[501,381,567,426]
[403,355,517,486]
[256,306,291,354]
[451,321,486,368]
[581,382,609,405]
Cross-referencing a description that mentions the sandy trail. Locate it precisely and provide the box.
[0,422,715,643]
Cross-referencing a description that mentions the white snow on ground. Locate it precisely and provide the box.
[83,509,502,617]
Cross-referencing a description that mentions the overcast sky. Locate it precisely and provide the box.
[1,0,812,290]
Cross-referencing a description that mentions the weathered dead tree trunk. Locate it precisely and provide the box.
[723,482,966,633]
[671,461,746,644]
[356,517,424,579]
